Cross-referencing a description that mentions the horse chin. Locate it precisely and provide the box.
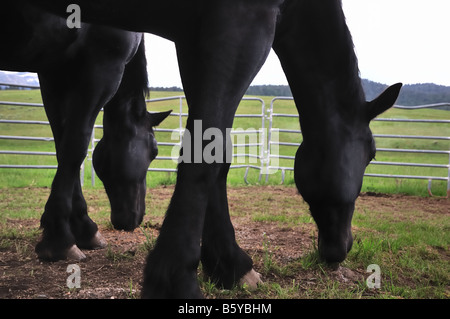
[309,202,355,265]
[318,231,353,265]
[107,183,146,231]
[110,206,144,231]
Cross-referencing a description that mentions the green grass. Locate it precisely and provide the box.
[0,89,449,195]
[0,184,448,299]
[345,206,449,299]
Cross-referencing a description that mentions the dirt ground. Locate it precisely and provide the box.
[0,186,448,299]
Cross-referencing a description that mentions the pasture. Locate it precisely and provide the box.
[0,186,448,299]
[0,90,449,299]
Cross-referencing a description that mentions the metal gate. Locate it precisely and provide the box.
[1,82,449,194]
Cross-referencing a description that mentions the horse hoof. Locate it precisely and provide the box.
[90,231,108,250]
[67,245,86,261]
[239,269,262,290]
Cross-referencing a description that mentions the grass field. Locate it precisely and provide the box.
[0,89,449,196]
[0,186,448,299]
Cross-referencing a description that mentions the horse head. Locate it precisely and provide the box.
[295,83,402,264]
[93,110,171,231]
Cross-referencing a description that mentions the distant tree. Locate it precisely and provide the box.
[147,80,450,110]
[150,86,183,92]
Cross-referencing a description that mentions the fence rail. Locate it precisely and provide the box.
[268,97,450,195]
[1,83,449,195]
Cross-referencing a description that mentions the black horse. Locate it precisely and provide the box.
[29,0,401,298]
[0,2,170,261]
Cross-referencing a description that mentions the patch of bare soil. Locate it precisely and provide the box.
[0,186,448,299]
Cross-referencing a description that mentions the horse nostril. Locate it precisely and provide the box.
[318,236,349,265]
[111,213,139,232]
[319,248,347,264]
[320,249,347,265]
[327,262,340,271]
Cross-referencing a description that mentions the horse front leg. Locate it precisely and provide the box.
[200,163,261,290]
[35,121,95,261]
[70,177,107,250]
[35,65,119,261]
[141,1,279,298]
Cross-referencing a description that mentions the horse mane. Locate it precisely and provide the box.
[134,36,150,98]
[120,35,150,99]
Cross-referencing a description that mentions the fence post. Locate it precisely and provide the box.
[447,151,450,198]
[91,127,96,186]
[264,98,274,183]
[261,98,269,183]
[80,161,84,187]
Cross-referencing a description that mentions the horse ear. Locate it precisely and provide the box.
[149,110,172,127]
[366,83,402,121]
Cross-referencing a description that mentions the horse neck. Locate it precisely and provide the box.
[296,74,366,140]
[278,0,367,142]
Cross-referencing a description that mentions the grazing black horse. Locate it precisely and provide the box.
[0,2,170,261]
[29,0,401,298]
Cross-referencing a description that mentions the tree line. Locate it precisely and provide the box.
[1,70,449,109]
[244,80,450,109]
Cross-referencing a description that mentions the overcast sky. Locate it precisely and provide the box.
[145,0,450,88]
